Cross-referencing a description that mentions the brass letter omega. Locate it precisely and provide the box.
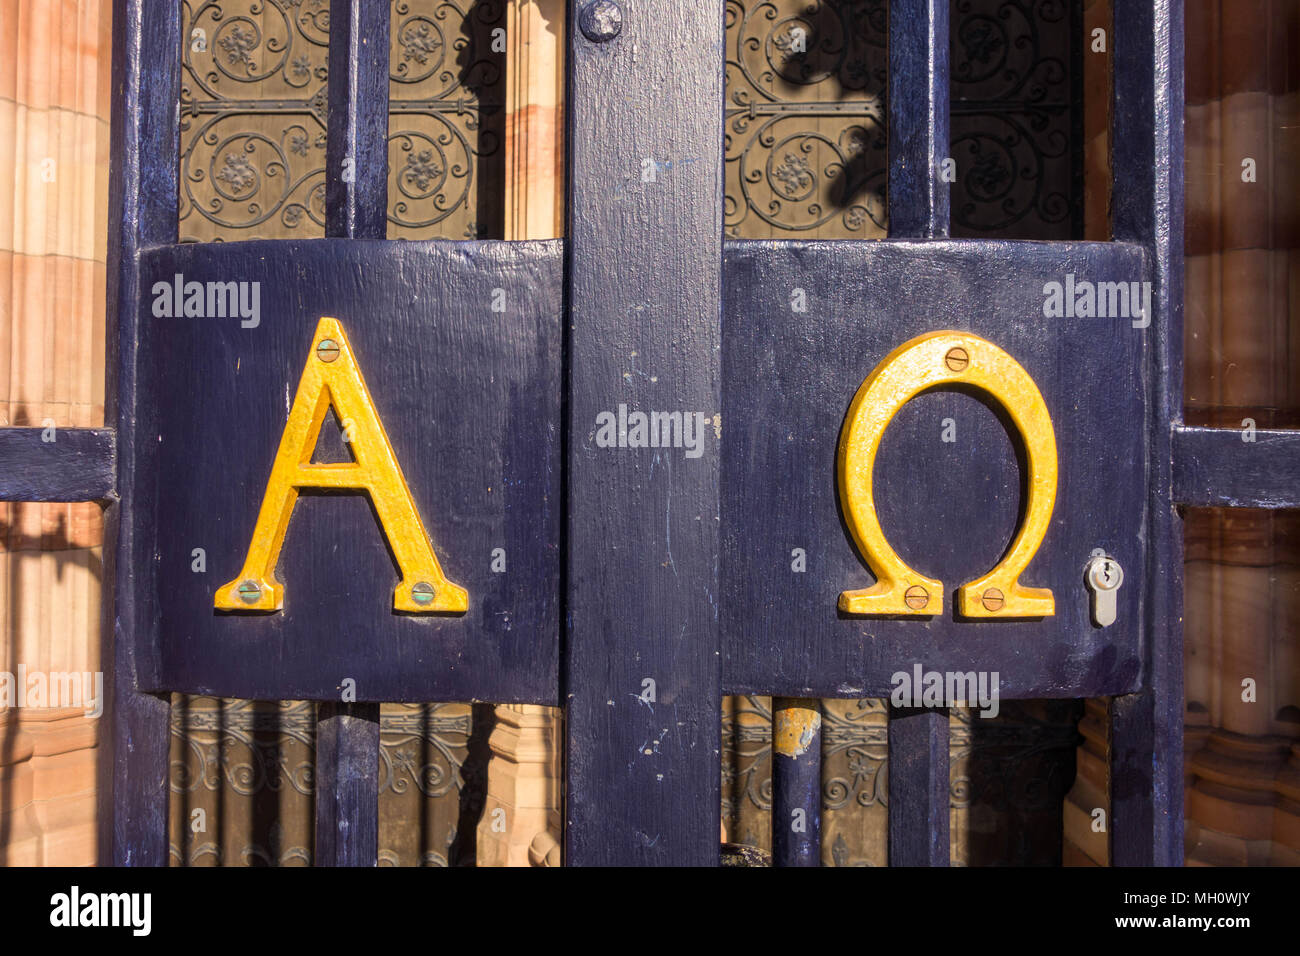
[838,331,1058,618]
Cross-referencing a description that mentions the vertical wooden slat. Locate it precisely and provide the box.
[565,0,724,865]
[313,0,391,868]
[887,707,949,866]
[885,0,951,867]
[771,698,821,867]
[325,0,390,241]
[888,0,950,238]
[314,702,380,867]
[98,0,179,866]
[1109,0,1185,867]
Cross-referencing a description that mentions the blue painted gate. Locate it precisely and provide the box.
[6,0,1295,867]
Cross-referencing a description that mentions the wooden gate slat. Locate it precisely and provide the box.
[325,0,391,241]
[1109,0,1184,867]
[98,0,180,867]
[888,707,949,866]
[311,0,392,868]
[887,0,950,238]
[315,703,381,867]
[564,0,725,865]
[1172,426,1300,509]
[883,0,951,867]
[772,699,822,867]
[0,428,115,501]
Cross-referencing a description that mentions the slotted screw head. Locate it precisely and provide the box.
[580,1,622,42]
[904,585,929,610]
[982,587,1005,612]
[411,581,436,606]
[237,580,262,605]
[945,347,970,372]
[316,338,341,363]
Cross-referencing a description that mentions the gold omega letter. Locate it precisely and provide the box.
[837,330,1057,618]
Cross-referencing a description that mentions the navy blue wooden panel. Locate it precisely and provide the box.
[565,0,725,866]
[1172,426,1300,509]
[1109,0,1185,868]
[315,701,381,866]
[99,0,178,866]
[316,0,390,869]
[0,428,115,501]
[722,239,1150,699]
[888,707,949,866]
[140,238,563,704]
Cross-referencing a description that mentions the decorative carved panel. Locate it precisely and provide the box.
[179,0,507,242]
[386,0,506,239]
[722,697,1081,865]
[724,0,889,239]
[180,0,332,242]
[949,0,1082,238]
[168,697,485,866]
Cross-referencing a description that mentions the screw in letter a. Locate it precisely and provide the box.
[215,317,468,614]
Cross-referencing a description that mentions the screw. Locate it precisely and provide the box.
[944,347,969,372]
[982,587,1004,612]
[237,580,262,605]
[904,585,929,610]
[316,338,341,363]
[579,0,623,42]
[411,581,436,606]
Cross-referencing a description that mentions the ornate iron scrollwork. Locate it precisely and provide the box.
[179,0,506,242]
[724,0,889,239]
[949,0,1080,237]
[180,0,332,241]
[168,698,479,866]
[387,0,505,239]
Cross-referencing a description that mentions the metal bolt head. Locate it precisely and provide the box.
[981,587,1005,612]
[237,580,262,605]
[411,581,436,606]
[944,347,970,372]
[316,338,341,363]
[904,585,929,610]
[580,0,623,42]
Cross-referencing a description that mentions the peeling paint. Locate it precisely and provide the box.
[772,699,821,758]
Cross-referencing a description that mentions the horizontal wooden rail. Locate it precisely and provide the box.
[0,427,116,501]
[1172,425,1300,509]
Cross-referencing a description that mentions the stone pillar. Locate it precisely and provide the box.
[503,0,565,242]
[0,707,39,864]
[1181,0,1300,867]
[476,704,562,866]
[1062,698,1109,866]
[0,0,113,866]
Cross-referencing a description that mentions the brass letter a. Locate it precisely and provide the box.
[215,317,468,613]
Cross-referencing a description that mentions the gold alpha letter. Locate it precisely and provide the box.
[215,317,468,614]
